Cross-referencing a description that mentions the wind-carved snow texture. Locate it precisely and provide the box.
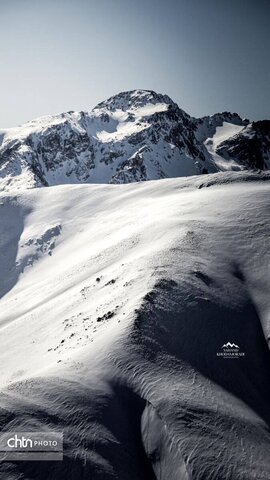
[0,171,269,479]
[0,89,269,192]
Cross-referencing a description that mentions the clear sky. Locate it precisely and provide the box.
[0,0,269,127]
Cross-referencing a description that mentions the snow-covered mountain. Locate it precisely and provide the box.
[0,91,270,479]
[1,89,268,191]
[0,171,269,479]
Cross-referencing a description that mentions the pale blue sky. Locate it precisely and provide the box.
[0,0,269,127]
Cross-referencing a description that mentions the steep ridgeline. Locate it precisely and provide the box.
[215,120,270,170]
[193,112,249,143]
[0,90,268,190]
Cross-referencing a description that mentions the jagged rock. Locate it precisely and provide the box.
[0,90,268,191]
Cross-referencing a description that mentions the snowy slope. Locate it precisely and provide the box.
[0,171,270,479]
[204,122,246,171]
[1,90,268,192]
[193,111,248,143]
[216,120,270,170]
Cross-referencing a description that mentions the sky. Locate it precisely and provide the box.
[0,0,269,127]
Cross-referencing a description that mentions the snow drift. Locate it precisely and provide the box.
[0,171,269,479]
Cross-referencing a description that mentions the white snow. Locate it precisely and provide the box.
[205,121,245,171]
[211,121,245,148]
[95,103,168,142]
[0,171,270,479]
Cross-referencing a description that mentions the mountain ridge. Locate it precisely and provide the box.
[0,89,269,191]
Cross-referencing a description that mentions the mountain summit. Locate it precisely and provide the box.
[0,89,269,191]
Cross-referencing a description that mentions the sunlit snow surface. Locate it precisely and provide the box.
[204,122,246,171]
[0,171,270,479]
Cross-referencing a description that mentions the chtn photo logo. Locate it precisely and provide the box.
[8,434,33,449]
[217,341,245,359]
[0,432,63,461]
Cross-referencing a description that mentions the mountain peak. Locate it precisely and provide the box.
[93,89,177,113]
[0,89,269,192]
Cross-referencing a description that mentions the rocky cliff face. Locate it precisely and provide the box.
[193,112,249,143]
[216,120,270,170]
[0,90,268,191]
